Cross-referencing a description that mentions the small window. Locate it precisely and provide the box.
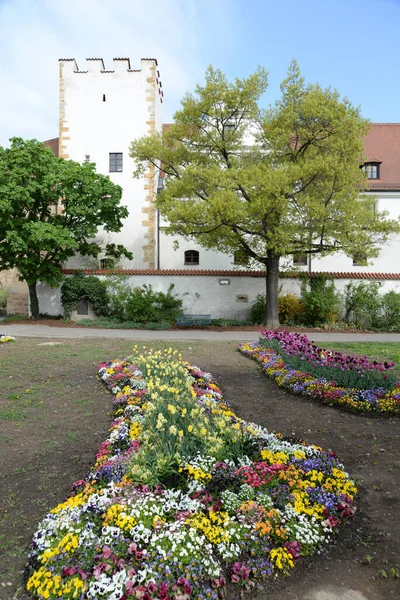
[103,94,106,102]
[100,258,115,270]
[184,250,199,265]
[362,162,380,180]
[352,252,367,266]
[233,249,249,265]
[109,152,123,172]
[293,253,308,266]
[157,177,164,194]
[223,121,235,136]
[84,154,90,162]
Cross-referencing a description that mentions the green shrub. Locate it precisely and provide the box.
[300,275,340,326]
[153,285,184,323]
[61,272,109,320]
[278,293,304,324]
[343,282,381,328]
[104,276,133,321]
[126,284,183,324]
[344,284,400,331]
[0,285,6,308]
[250,292,304,325]
[250,293,266,324]
[380,291,400,331]
[126,286,157,322]
[0,284,6,316]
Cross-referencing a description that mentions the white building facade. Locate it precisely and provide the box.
[4,59,400,318]
[55,60,400,277]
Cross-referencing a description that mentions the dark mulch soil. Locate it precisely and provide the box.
[0,339,399,599]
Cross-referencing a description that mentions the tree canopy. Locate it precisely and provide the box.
[130,61,400,328]
[0,138,132,317]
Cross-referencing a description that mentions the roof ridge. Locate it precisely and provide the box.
[61,268,400,280]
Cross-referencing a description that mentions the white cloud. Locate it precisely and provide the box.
[0,0,236,146]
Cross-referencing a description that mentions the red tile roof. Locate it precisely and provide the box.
[61,269,400,280]
[363,124,400,190]
[43,138,59,158]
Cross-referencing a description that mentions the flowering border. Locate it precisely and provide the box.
[0,333,15,343]
[26,348,357,600]
[238,340,400,415]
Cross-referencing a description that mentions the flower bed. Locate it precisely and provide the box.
[27,347,357,599]
[239,331,400,414]
[0,333,15,343]
[260,330,396,390]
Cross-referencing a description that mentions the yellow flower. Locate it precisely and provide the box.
[129,422,141,439]
[293,450,306,459]
[261,450,289,464]
[269,547,295,572]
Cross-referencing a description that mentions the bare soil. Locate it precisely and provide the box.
[0,338,399,599]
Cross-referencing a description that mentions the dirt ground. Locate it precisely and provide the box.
[0,338,399,599]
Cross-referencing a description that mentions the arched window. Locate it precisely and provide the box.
[184,250,199,265]
[100,258,115,270]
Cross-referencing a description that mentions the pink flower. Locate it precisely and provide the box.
[128,542,137,554]
[93,562,108,579]
[125,579,135,595]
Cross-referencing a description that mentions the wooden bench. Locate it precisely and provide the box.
[176,314,212,326]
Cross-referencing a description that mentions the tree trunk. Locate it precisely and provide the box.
[263,252,280,329]
[28,282,39,319]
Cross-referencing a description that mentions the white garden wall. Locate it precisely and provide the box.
[36,273,400,320]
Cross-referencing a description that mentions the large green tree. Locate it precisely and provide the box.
[0,138,132,317]
[130,62,400,328]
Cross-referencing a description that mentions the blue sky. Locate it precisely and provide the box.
[0,0,399,147]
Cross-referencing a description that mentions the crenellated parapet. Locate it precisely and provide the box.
[58,57,163,100]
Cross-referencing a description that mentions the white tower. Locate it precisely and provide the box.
[58,57,163,268]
